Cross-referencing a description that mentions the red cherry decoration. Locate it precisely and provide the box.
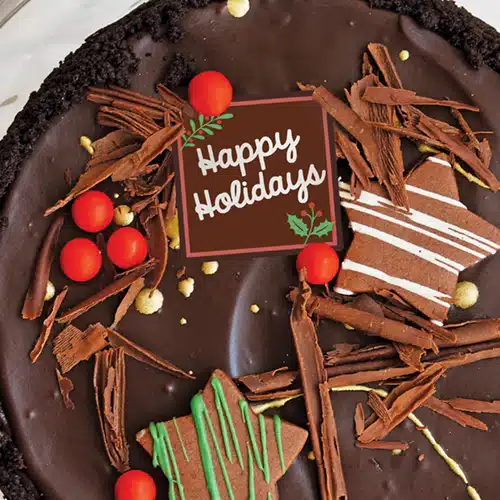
[115,470,156,500]
[296,243,339,285]
[60,238,102,282]
[188,71,233,116]
[107,227,148,269]
[71,190,114,233]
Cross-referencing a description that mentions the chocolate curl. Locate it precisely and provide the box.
[94,347,129,472]
[358,365,444,443]
[287,289,433,349]
[290,275,347,500]
[356,441,409,451]
[367,43,403,89]
[424,397,488,431]
[56,369,75,410]
[22,216,64,320]
[30,287,68,363]
[447,398,500,414]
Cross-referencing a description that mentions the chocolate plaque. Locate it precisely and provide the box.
[175,94,341,258]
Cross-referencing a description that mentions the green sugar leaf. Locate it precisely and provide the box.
[311,220,334,238]
[207,123,223,130]
[190,119,197,132]
[182,133,188,141]
[193,134,205,140]
[183,142,195,148]
[287,214,308,238]
[202,127,214,136]
[218,113,234,120]
[199,114,205,126]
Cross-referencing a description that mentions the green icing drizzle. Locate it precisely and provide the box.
[211,377,244,469]
[191,393,235,500]
[239,400,264,471]
[259,414,271,484]
[273,415,286,474]
[248,444,255,500]
[191,394,221,499]
[173,417,190,462]
[149,422,185,500]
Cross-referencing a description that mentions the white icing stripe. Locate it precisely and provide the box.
[339,183,498,255]
[406,184,466,209]
[428,156,451,167]
[340,198,486,259]
[334,288,355,296]
[341,260,451,308]
[350,222,464,274]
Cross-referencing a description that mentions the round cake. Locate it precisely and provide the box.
[2,1,500,499]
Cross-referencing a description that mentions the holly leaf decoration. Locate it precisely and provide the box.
[181,113,235,150]
[311,220,334,238]
[287,214,308,238]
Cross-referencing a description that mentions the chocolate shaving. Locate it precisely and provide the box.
[56,368,75,410]
[448,318,500,345]
[22,216,64,319]
[367,392,391,425]
[348,75,408,208]
[111,278,145,329]
[91,129,139,156]
[355,441,409,451]
[290,275,347,500]
[362,52,374,77]
[131,172,175,214]
[90,85,169,112]
[424,397,488,431]
[94,347,129,472]
[30,286,68,363]
[104,326,194,379]
[451,108,482,152]
[140,201,168,289]
[156,83,186,110]
[358,365,444,443]
[447,398,500,414]
[367,43,403,89]
[53,324,109,374]
[287,289,433,349]
[334,129,373,189]
[176,266,186,279]
[238,368,298,395]
[362,87,480,112]
[354,403,365,436]
[56,259,155,324]
[87,143,141,167]
[393,342,424,371]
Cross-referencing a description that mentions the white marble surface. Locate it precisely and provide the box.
[0,0,499,139]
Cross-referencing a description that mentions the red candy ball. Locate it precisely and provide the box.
[188,71,233,116]
[60,238,102,282]
[71,190,114,233]
[107,228,148,269]
[296,243,339,285]
[115,470,156,500]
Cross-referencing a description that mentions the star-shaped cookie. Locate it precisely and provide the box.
[136,369,308,499]
[335,154,500,322]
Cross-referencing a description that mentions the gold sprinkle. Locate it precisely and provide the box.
[44,281,56,302]
[79,136,95,155]
[178,278,195,298]
[113,205,134,226]
[227,0,250,18]
[399,50,410,62]
[392,449,402,456]
[344,323,355,331]
[166,212,180,249]
[201,261,219,275]
[453,281,479,309]
[250,304,260,314]
[113,193,120,199]
[307,451,316,461]
[180,317,187,326]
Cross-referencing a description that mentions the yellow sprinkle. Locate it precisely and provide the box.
[166,212,180,249]
[467,486,481,500]
[227,0,250,18]
[179,317,187,326]
[201,261,219,275]
[392,449,402,456]
[113,193,120,199]
[307,451,316,461]
[44,281,56,302]
[344,323,355,331]
[399,50,410,62]
[453,281,479,309]
[250,304,260,314]
[79,136,95,155]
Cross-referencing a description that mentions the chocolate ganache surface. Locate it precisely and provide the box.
[2,1,500,499]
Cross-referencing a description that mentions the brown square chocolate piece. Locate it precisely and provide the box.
[175,94,341,258]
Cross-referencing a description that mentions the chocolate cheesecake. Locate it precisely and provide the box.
[2,1,500,499]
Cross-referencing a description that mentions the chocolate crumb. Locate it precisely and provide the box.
[162,52,196,89]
